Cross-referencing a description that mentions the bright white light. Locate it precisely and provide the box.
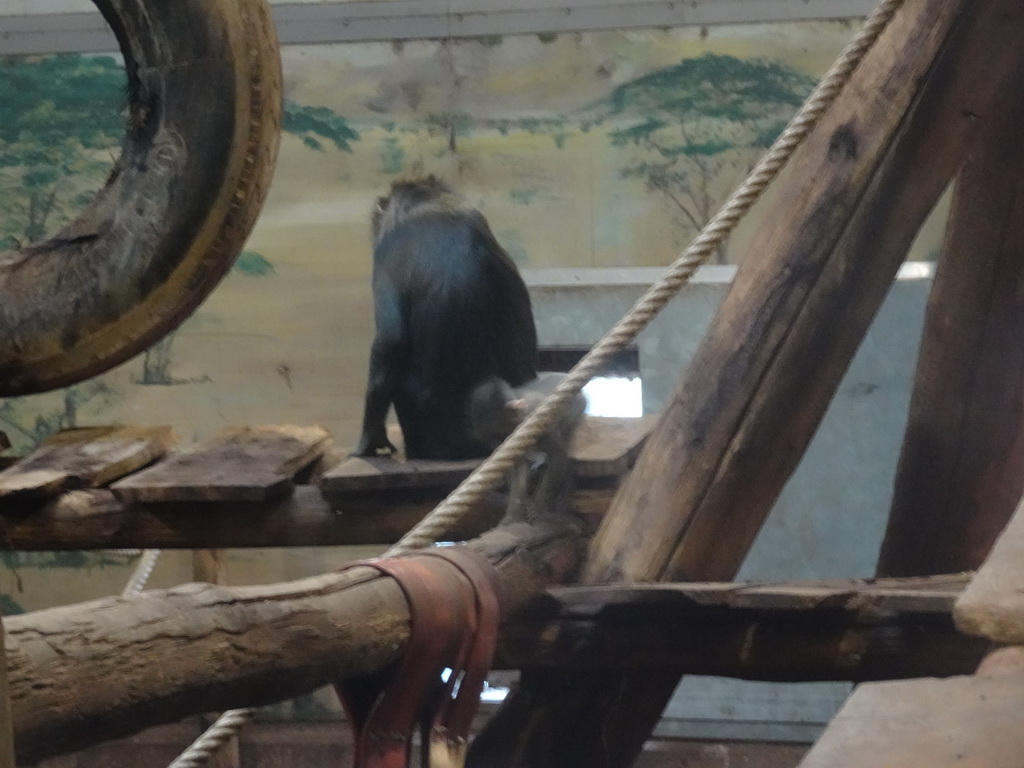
[480,683,510,702]
[897,261,935,280]
[582,376,643,417]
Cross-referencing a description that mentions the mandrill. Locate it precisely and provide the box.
[355,176,538,460]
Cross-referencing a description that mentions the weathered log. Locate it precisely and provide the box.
[877,40,1024,576]
[0,483,615,549]
[5,519,585,764]
[471,2,1024,766]
[976,646,1024,677]
[191,549,240,768]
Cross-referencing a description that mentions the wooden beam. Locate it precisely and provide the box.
[500,575,989,681]
[5,519,584,765]
[320,415,654,493]
[0,482,618,550]
[472,2,1024,766]
[796,675,1024,768]
[955,495,1024,644]
[585,0,1022,587]
[877,41,1024,576]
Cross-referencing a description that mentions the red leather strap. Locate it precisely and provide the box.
[417,548,503,768]
[334,550,503,768]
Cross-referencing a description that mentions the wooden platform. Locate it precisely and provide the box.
[0,417,654,550]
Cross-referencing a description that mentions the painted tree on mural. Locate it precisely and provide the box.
[0,53,360,438]
[0,54,124,247]
[599,53,817,262]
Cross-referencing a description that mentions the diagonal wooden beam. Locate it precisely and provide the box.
[877,29,1024,576]
[471,2,1024,765]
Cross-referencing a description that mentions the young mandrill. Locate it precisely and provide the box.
[468,372,586,522]
[355,175,538,460]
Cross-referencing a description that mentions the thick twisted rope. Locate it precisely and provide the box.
[167,708,257,768]
[121,549,161,598]
[391,0,906,554]
[169,1,904,764]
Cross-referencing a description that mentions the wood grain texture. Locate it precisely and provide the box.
[797,676,1024,768]
[586,0,1020,587]
[0,480,622,550]
[500,574,988,681]
[877,50,1024,576]
[568,415,657,478]
[112,425,330,502]
[0,426,178,501]
[4,519,584,764]
[955,496,1024,644]
[321,415,654,492]
[473,3,1024,766]
[0,0,283,396]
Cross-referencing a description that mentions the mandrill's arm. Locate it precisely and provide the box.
[355,274,407,456]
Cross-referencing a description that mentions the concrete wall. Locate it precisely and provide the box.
[525,263,933,740]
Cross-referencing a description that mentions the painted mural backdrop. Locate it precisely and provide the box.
[2,22,945,618]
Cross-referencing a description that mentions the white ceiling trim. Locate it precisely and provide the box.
[0,0,873,55]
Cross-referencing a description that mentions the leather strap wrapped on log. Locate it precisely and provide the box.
[335,548,502,768]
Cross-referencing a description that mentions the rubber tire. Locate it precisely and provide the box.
[0,0,283,395]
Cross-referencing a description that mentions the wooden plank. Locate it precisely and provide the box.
[112,426,331,503]
[797,676,1024,768]
[321,455,480,492]
[0,481,621,550]
[321,415,653,493]
[555,573,970,614]
[954,495,1024,644]
[501,576,987,681]
[0,426,177,501]
[877,41,1024,577]
[475,2,1024,766]
[569,415,657,478]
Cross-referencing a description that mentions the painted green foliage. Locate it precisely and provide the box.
[403,51,814,263]
[0,53,358,430]
[0,54,124,246]
[0,54,359,249]
[284,102,360,152]
[599,53,817,259]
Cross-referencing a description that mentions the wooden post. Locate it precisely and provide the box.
[877,56,1024,576]
[0,617,14,768]
[470,1,1024,766]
